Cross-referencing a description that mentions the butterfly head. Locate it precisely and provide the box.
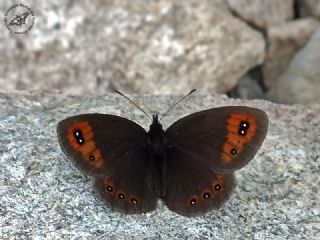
[151,114,161,127]
[148,114,163,135]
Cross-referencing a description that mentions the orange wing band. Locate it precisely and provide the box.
[221,114,257,165]
[66,121,105,168]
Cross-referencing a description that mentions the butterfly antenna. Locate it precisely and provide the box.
[114,90,152,121]
[160,89,196,120]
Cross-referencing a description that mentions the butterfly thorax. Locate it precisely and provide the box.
[148,115,165,154]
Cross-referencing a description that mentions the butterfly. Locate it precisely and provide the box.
[57,92,268,217]
[8,12,29,27]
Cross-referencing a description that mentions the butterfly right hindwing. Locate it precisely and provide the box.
[164,145,236,216]
[163,106,268,216]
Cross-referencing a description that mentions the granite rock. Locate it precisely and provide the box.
[267,28,320,104]
[226,0,293,29]
[298,0,320,18]
[263,18,319,90]
[0,0,265,94]
[228,74,264,100]
[0,91,319,239]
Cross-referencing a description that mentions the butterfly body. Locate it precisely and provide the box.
[147,115,166,156]
[57,106,268,216]
[147,115,168,198]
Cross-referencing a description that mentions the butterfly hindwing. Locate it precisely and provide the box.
[94,150,157,214]
[57,114,157,214]
[163,106,268,216]
[164,145,236,216]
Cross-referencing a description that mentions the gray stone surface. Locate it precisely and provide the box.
[0,0,265,94]
[228,74,264,99]
[263,18,319,90]
[226,0,293,29]
[298,0,320,18]
[1,91,319,239]
[267,28,320,104]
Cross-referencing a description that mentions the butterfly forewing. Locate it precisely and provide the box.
[57,114,147,176]
[165,106,268,173]
[57,114,157,214]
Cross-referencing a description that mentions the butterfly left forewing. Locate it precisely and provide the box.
[57,114,158,214]
[57,114,148,176]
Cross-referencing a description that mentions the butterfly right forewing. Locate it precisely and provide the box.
[165,107,268,173]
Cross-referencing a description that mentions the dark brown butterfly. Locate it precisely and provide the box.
[57,96,268,217]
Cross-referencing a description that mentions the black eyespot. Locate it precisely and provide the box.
[240,121,249,129]
[130,198,138,204]
[73,129,85,144]
[214,184,221,191]
[238,128,247,136]
[190,198,197,206]
[203,192,211,199]
[106,186,113,192]
[118,193,125,199]
[230,148,237,155]
[89,155,95,161]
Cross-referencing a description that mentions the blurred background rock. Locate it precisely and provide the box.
[0,0,319,104]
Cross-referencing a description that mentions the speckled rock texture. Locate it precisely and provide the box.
[267,28,320,104]
[0,0,264,94]
[0,91,319,239]
[263,18,319,90]
[299,0,320,18]
[226,0,293,29]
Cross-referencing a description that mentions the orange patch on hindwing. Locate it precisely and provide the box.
[211,175,225,195]
[186,174,226,206]
[103,178,140,205]
[221,114,257,165]
[66,121,104,167]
